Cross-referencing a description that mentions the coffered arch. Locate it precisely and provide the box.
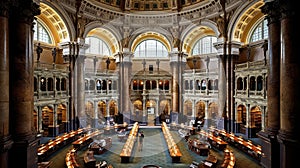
[38,2,73,43]
[229,0,265,43]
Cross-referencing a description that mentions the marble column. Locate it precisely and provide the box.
[76,43,88,128]
[179,53,187,114]
[9,1,40,167]
[59,42,76,130]
[115,52,124,115]
[169,51,180,113]
[277,1,300,167]
[93,101,98,128]
[227,42,240,132]
[48,104,58,136]
[214,40,227,130]
[38,106,42,134]
[122,50,133,123]
[258,1,281,167]
[0,2,13,167]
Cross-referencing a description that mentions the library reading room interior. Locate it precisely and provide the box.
[1,0,299,168]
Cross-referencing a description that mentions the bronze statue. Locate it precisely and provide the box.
[36,43,43,61]
[52,47,57,63]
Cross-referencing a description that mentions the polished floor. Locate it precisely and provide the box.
[45,127,262,168]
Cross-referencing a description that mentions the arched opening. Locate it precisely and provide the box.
[57,104,67,133]
[133,99,143,123]
[195,101,205,128]
[250,106,262,137]
[208,102,218,127]
[237,105,247,134]
[85,101,94,127]
[97,101,106,123]
[41,106,53,137]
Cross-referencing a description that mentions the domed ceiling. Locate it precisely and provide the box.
[91,0,211,12]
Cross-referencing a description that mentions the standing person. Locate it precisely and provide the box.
[138,131,144,151]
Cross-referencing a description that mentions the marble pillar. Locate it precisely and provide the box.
[116,52,124,116]
[59,42,77,130]
[214,41,226,130]
[122,51,133,123]
[226,42,240,132]
[0,2,13,167]
[8,1,40,167]
[277,1,300,167]
[76,53,86,128]
[258,1,281,167]
[169,51,180,113]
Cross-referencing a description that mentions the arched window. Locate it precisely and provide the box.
[196,79,201,90]
[146,80,151,90]
[159,80,164,90]
[89,80,95,90]
[34,77,37,92]
[189,80,193,90]
[33,20,52,44]
[85,79,89,90]
[214,79,218,90]
[85,36,111,56]
[56,78,60,91]
[96,80,102,90]
[192,36,217,55]
[201,79,206,90]
[250,76,256,91]
[47,78,53,91]
[243,77,247,90]
[185,80,189,90]
[237,77,243,90]
[257,76,263,91]
[152,80,157,89]
[61,78,66,91]
[250,19,268,42]
[134,39,168,58]
[208,80,213,90]
[164,80,169,90]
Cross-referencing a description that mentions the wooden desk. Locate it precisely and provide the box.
[84,151,96,168]
[188,139,209,156]
[88,137,112,155]
[199,130,228,151]
[38,161,52,168]
[72,130,101,149]
[216,129,262,160]
[38,128,85,162]
[161,122,182,162]
[221,149,235,168]
[206,154,217,164]
[120,122,139,163]
[65,148,80,168]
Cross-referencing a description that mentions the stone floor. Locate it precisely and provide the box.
[46,127,262,168]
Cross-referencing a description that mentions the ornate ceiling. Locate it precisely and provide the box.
[91,0,210,12]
